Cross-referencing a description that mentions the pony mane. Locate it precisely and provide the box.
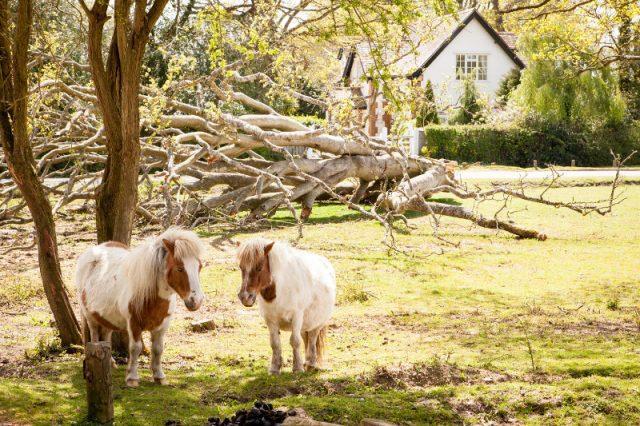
[125,227,205,312]
[160,227,206,262]
[237,237,278,269]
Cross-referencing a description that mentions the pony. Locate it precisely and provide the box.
[236,238,336,374]
[75,227,206,387]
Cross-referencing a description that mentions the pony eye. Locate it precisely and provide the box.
[177,267,185,272]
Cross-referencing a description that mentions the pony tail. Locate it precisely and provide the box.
[316,326,326,365]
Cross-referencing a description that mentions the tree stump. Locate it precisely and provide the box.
[83,341,114,424]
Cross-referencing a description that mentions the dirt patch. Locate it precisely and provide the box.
[200,379,347,405]
[362,362,511,389]
[550,318,640,336]
[446,397,521,425]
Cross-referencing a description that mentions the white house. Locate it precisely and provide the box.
[335,9,525,145]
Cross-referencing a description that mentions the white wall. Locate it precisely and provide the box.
[421,18,519,108]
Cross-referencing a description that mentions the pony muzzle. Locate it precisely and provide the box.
[238,290,256,307]
[184,294,203,311]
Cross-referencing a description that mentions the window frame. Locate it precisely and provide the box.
[455,53,488,81]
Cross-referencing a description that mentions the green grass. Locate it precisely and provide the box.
[1,185,640,425]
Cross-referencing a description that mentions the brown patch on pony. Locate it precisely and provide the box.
[260,282,276,302]
[128,297,171,341]
[91,311,123,331]
[239,241,276,302]
[103,241,129,249]
[82,289,123,331]
[163,238,190,299]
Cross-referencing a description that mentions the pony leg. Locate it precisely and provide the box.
[150,326,168,385]
[266,320,282,375]
[125,326,143,387]
[100,328,117,368]
[304,327,321,371]
[84,316,100,344]
[290,314,304,373]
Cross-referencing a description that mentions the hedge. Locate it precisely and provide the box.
[422,122,640,167]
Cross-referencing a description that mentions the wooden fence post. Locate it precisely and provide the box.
[84,341,114,424]
[571,159,576,167]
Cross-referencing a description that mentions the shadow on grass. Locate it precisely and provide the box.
[196,198,462,239]
[0,360,462,425]
[198,368,462,425]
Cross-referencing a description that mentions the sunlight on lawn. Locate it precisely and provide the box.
[1,185,639,425]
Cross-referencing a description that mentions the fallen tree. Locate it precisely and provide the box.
[0,57,633,250]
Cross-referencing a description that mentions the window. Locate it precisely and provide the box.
[456,54,487,80]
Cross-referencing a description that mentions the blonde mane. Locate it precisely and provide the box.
[236,237,277,269]
[125,227,205,312]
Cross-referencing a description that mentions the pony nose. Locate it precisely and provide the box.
[184,296,201,311]
[238,291,255,307]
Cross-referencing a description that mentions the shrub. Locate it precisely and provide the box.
[422,120,640,167]
[450,77,485,125]
[339,282,374,304]
[291,115,327,128]
[414,80,440,126]
[25,332,63,361]
[496,68,521,106]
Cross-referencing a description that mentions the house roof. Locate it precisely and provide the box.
[340,9,525,82]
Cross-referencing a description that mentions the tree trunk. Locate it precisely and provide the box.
[0,0,81,347]
[84,4,145,245]
[491,0,505,31]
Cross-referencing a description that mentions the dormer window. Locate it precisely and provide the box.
[456,54,488,80]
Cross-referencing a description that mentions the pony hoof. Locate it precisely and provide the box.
[292,366,304,373]
[126,379,139,387]
[304,364,320,372]
[154,377,168,385]
[269,369,281,375]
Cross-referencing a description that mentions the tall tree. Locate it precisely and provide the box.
[79,0,169,245]
[618,11,640,120]
[0,0,82,346]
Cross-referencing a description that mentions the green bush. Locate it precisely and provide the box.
[291,115,327,128]
[422,120,640,167]
[496,68,521,106]
[414,80,440,126]
[450,77,485,125]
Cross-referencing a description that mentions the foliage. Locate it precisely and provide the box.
[339,282,374,304]
[496,68,521,107]
[512,62,626,128]
[449,77,484,125]
[414,80,440,127]
[511,29,626,127]
[25,332,63,361]
[291,115,327,128]
[422,120,640,166]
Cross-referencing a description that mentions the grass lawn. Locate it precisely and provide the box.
[1,184,639,425]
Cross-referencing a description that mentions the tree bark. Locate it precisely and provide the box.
[0,0,82,347]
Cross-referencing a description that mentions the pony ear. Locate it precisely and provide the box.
[162,239,175,255]
[264,241,275,255]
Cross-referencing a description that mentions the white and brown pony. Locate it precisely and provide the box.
[236,238,336,374]
[75,228,205,387]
